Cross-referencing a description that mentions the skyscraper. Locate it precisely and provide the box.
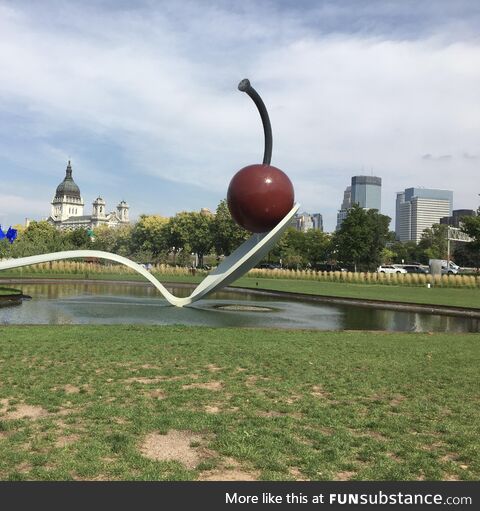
[312,213,323,231]
[295,212,323,232]
[336,175,382,231]
[395,187,453,243]
[351,176,382,210]
[336,186,351,231]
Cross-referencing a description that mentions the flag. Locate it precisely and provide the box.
[6,227,17,244]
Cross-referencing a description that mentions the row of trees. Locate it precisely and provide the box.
[0,200,249,268]
[1,202,479,271]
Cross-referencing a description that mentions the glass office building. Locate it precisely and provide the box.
[351,176,382,211]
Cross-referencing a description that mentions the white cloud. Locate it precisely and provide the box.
[0,1,479,230]
[0,194,46,225]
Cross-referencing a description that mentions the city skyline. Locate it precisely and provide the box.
[1,157,473,238]
[0,1,479,231]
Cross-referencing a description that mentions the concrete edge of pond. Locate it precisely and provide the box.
[1,277,479,320]
[229,286,480,319]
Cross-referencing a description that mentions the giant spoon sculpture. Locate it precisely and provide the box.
[0,80,299,307]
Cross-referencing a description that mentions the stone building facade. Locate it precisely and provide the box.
[47,161,129,230]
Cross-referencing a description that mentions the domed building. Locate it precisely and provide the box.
[48,161,129,230]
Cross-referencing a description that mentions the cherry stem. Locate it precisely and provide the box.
[238,78,272,165]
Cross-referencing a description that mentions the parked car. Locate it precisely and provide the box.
[377,265,407,274]
[402,265,429,274]
[258,263,282,270]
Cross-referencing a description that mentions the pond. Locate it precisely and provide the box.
[1,282,479,333]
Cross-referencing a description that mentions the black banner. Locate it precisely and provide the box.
[0,481,478,510]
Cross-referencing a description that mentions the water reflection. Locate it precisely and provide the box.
[0,282,478,332]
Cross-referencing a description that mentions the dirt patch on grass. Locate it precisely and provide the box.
[245,375,269,387]
[198,468,257,481]
[182,381,223,391]
[387,452,402,462]
[421,440,446,451]
[55,406,75,417]
[0,398,11,415]
[444,474,460,481]
[310,385,331,399]
[56,433,80,448]
[389,395,406,406]
[16,462,32,474]
[205,364,222,373]
[258,410,284,418]
[335,470,356,481]
[289,466,308,481]
[285,394,301,404]
[198,457,259,481]
[4,403,48,420]
[149,390,166,400]
[366,430,388,441]
[205,405,221,414]
[140,430,208,469]
[73,472,111,481]
[63,384,80,394]
[440,453,459,463]
[318,427,334,435]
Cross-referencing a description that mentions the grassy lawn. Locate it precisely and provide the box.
[233,278,480,310]
[0,325,478,481]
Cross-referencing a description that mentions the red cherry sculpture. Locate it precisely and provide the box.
[228,79,295,233]
[228,164,294,233]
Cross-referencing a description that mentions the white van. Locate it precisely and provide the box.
[429,259,459,275]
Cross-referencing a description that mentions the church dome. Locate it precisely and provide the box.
[55,161,81,199]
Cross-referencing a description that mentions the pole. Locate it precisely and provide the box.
[447,227,450,268]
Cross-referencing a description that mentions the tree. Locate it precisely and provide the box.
[212,199,249,256]
[459,208,480,269]
[170,212,214,267]
[303,229,331,267]
[417,223,448,262]
[380,247,396,264]
[461,208,480,250]
[63,228,91,249]
[93,224,134,257]
[11,221,65,257]
[389,240,420,264]
[130,215,169,259]
[268,228,306,268]
[164,215,188,264]
[333,204,391,271]
[453,242,480,269]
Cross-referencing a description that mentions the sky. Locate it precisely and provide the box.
[0,0,479,232]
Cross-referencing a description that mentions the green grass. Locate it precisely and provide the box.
[232,278,480,310]
[0,287,21,296]
[0,325,478,481]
